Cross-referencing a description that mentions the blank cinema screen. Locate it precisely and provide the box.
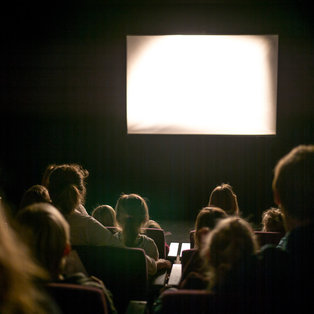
[127,35,278,135]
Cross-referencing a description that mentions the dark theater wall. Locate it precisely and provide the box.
[1,1,313,224]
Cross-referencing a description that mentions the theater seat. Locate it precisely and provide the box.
[254,231,284,247]
[160,289,215,314]
[144,228,167,258]
[190,230,284,248]
[181,248,198,270]
[160,289,279,314]
[73,245,148,313]
[46,282,108,314]
[105,226,167,258]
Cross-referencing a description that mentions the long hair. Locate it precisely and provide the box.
[47,164,89,216]
[16,202,70,280]
[115,194,149,247]
[209,183,239,216]
[0,203,48,313]
[202,217,258,290]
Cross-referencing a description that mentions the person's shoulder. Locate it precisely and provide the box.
[139,233,156,245]
[62,272,104,289]
[71,210,103,225]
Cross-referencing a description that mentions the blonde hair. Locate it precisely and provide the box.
[209,183,239,216]
[202,217,258,290]
[0,203,48,313]
[16,202,70,280]
[115,193,149,247]
[92,204,117,227]
[261,207,285,233]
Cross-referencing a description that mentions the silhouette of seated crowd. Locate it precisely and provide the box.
[0,144,313,313]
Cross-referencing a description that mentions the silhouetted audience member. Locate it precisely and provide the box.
[208,183,239,216]
[144,219,170,256]
[15,202,117,314]
[272,144,314,312]
[0,202,59,314]
[19,184,51,210]
[47,164,121,247]
[114,193,171,275]
[203,217,258,290]
[261,207,285,233]
[180,206,227,289]
[92,204,118,230]
[43,163,89,216]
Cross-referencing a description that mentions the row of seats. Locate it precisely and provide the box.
[47,228,283,313]
[189,230,284,248]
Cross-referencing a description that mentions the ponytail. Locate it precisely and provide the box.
[122,216,140,247]
[52,184,80,216]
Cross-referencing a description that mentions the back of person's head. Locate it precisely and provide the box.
[144,219,161,229]
[208,183,239,216]
[115,193,149,247]
[16,202,70,280]
[19,184,51,210]
[0,203,48,313]
[194,206,228,248]
[261,207,285,233]
[41,164,57,187]
[202,217,258,289]
[272,144,314,224]
[47,163,89,216]
[92,204,117,227]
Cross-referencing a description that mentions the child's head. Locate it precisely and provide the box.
[194,206,227,249]
[92,204,117,227]
[144,219,161,229]
[209,183,239,216]
[16,202,70,280]
[115,193,149,246]
[202,217,258,289]
[261,207,285,233]
[19,185,51,210]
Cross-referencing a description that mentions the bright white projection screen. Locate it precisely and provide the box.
[127,35,278,135]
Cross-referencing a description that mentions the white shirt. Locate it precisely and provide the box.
[114,232,158,275]
[67,209,122,247]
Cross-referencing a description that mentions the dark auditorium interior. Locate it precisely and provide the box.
[1,0,313,312]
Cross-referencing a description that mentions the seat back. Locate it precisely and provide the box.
[73,245,148,313]
[161,289,276,314]
[181,248,198,270]
[161,289,215,314]
[104,226,166,258]
[254,231,284,247]
[191,230,284,248]
[46,282,108,314]
[144,228,166,258]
